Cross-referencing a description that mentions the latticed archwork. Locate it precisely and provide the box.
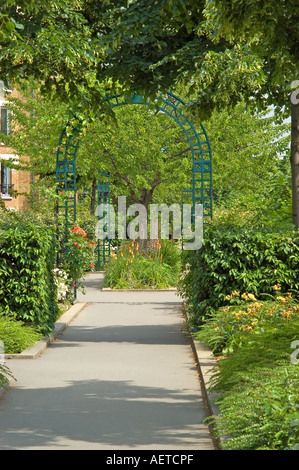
[103,92,213,221]
[56,130,80,241]
[55,91,212,271]
[97,171,111,270]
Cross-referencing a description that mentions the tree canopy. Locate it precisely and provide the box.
[3,85,291,230]
[79,104,191,209]
[1,0,298,118]
[1,0,298,225]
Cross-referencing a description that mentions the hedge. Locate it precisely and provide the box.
[179,225,299,326]
[0,213,58,335]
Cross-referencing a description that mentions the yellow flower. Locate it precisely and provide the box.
[277,296,287,302]
[231,291,240,297]
[281,310,293,319]
[272,284,281,291]
[247,293,257,301]
[253,302,263,309]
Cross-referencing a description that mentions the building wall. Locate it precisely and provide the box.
[0,82,32,211]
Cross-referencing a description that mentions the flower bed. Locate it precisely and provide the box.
[196,290,299,450]
[103,239,181,289]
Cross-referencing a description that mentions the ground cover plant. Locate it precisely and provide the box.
[195,289,299,450]
[103,239,181,289]
[0,314,42,354]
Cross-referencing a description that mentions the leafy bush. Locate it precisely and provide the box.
[0,363,14,390]
[53,267,69,301]
[76,211,98,240]
[179,225,299,326]
[180,224,299,449]
[104,239,181,289]
[0,316,42,354]
[196,291,299,355]
[0,211,58,334]
[59,224,95,291]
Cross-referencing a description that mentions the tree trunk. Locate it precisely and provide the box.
[135,187,156,257]
[291,101,299,228]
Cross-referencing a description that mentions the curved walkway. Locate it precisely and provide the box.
[0,273,216,450]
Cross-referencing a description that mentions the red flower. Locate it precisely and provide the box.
[90,263,94,268]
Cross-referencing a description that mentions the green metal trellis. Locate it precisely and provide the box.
[102,92,212,222]
[56,130,79,242]
[97,171,111,270]
[55,91,212,266]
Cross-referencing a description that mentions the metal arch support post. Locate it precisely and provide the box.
[97,171,111,271]
[55,129,80,300]
[56,129,80,248]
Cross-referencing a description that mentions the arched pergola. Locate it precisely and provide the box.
[55,91,212,252]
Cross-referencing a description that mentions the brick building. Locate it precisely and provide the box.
[0,80,32,211]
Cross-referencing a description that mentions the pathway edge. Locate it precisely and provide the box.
[188,334,222,449]
[4,302,88,360]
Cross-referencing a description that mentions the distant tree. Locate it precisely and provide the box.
[77,105,191,211]
[2,87,191,214]
[203,103,291,227]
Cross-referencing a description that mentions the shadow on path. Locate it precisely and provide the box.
[0,379,212,450]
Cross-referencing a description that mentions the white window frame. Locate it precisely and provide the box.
[0,104,10,145]
[0,154,18,200]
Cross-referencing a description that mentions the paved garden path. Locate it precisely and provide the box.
[0,273,216,450]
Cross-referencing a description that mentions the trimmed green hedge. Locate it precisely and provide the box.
[0,213,58,334]
[179,225,299,326]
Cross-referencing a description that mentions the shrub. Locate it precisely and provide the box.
[179,225,299,326]
[59,224,95,292]
[0,363,14,390]
[0,315,42,354]
[0,211,59,334]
